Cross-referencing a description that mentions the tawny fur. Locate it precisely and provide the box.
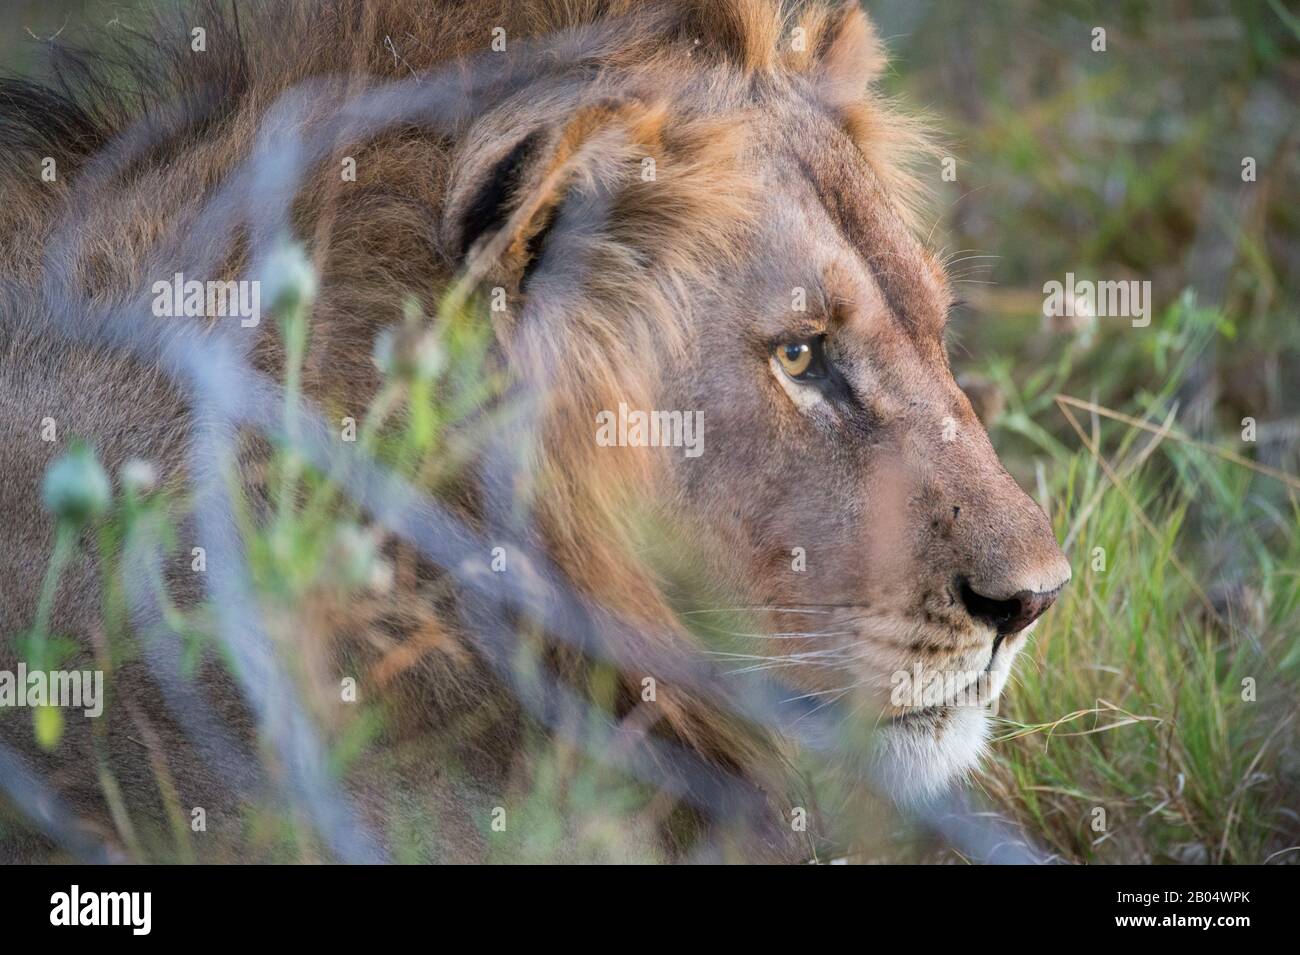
[0,0,1067,862]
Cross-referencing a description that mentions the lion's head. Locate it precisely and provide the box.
[0,0,1072,859]
[435,0,1072,804]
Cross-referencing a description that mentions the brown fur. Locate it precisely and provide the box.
[0,0,1068,862]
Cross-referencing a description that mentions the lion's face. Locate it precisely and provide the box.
[657,100,1071,800]
[446,2,1072,805]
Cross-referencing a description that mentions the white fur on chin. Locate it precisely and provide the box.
[873,706,990,805]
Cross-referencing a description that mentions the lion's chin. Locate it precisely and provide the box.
[871,705,990,805]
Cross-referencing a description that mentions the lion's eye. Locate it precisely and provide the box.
[775,337,827,381]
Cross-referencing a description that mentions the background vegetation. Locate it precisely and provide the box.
[876,0,1300,862]
[2,0,1297,863]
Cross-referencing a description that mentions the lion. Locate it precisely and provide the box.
[0,0,1071,862]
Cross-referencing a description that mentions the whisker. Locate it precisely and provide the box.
[694,628,857,640]
[724,659,851,675]
[679,606,837,616]
[705,645,858,664]
[782,680,869,702]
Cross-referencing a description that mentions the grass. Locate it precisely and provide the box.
[985,457,1299,863]
[887,0,1300,864]
[968,299,1300,865]
[989,494,1297,861]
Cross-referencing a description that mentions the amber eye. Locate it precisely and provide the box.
[775,338,826,380]
[778,342,812,376]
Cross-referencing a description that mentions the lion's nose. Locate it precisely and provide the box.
[958,578,1064,636]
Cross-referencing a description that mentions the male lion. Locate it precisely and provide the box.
[0,0,1070,862]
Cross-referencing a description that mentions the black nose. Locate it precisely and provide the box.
[958,578,1063,636]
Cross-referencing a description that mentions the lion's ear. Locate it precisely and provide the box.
[451,129,547,265]
[443,99,665,298]
[807,3,886,105]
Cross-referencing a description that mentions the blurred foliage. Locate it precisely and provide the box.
[873,0,1299,432]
